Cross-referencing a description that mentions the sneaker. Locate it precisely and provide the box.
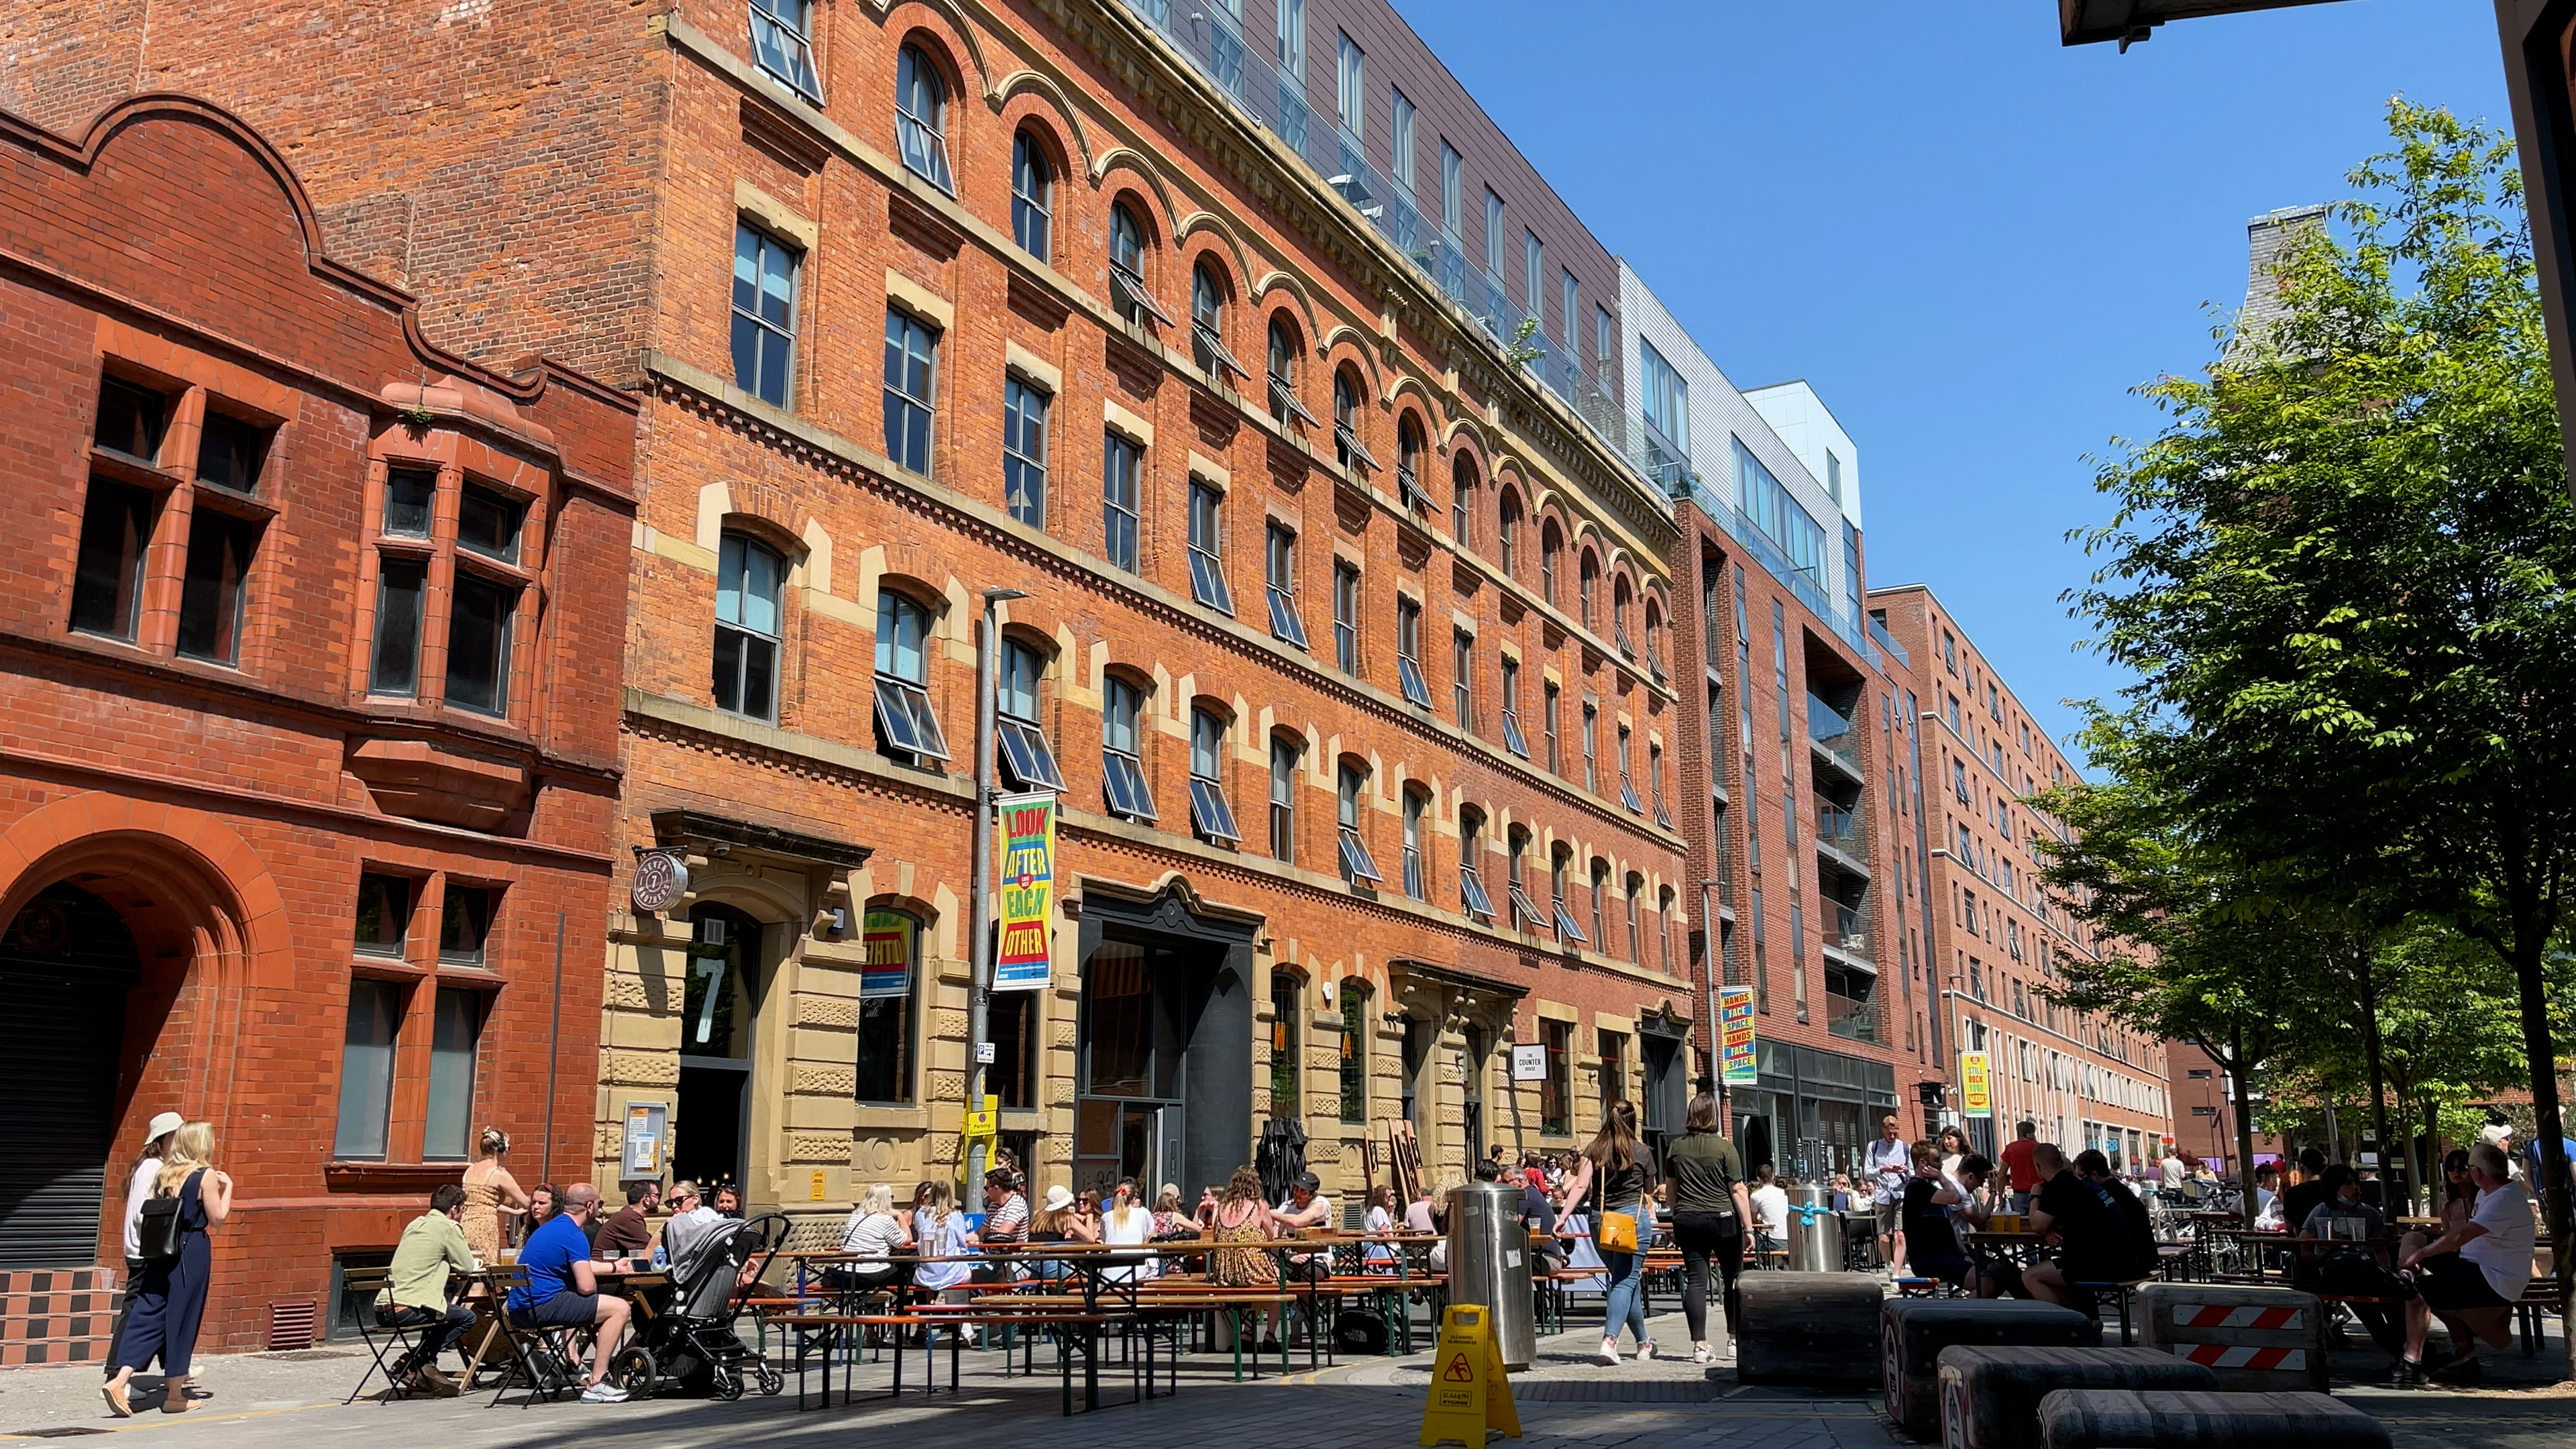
[1637,1340,1657,1362]
[579,1381,630,1404]
[1691,1344,1715,1366]
[1597,1340,1622,1366]
[2385,1359,2422,1389]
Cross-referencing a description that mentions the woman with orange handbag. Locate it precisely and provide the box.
[1556,1099,1658,1365]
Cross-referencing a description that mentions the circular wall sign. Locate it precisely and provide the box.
[631,851,690,914]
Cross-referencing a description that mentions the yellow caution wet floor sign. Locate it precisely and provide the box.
[1419,1303,1520,1446]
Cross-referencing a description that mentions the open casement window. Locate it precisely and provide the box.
[1499,657,1530,758]
[995,638,1065,791]
[873,590,949,761]
[1613,577,1635,655]
[1497,492,1519,574]
[1450,456,1475,545]
[1268,317,1319,428]
[1617,726,1643,814]
[1332,370,1379,472]
[1452,630,1474,732]
[1458,814,1495,922]
[1002,377,1049,528]
[1191,264,1249,381]
[1590,862,1609,947]
[1540,522,1561,604]
[1395,417,1429,514]
[1650,744,1672,828]
[1336,763,1381,884]
[1187,708,1242,844]
[1332,561,1361,675]
[1109,204,1175,328]
[1578,553,1600,633]
[1186,481,1234,614]
[748,0,822,101]
[1394,597,1432,708]
[894,45,955,193]
[1550,852,1587,945]
[1507,833,1544,932]
[1265,523,1309,649]
[1400,789,1427,900]
[1102,676,1157,821]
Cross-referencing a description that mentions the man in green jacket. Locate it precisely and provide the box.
[380,1183,480,1394]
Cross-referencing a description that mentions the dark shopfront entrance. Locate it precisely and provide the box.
[1731,1039,1896,1184]
[1072,885,1253,1201]
[0,883,140,1268]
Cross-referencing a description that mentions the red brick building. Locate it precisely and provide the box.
[0,97,635,1358]
[3,2,1698,1234]
[1868,586,2174,1169]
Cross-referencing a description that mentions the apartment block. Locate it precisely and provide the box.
[1869,586,2174,1168]
[0,97,635,1354]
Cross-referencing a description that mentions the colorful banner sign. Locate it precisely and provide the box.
[1719,986,1757,1087]
[1959,1051,1993,1118]
[860,908,913,999]
[994,791,1056,991]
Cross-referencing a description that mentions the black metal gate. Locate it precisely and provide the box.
[0,883,140,1269]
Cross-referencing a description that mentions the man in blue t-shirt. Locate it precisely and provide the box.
[504,1182,632,1402]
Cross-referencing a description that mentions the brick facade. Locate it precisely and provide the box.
[0,97,634,1355]
[1869,586,2174,1169]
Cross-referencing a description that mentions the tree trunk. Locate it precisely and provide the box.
[2231,1022,2259,1231]
[2355,949,2400,1223]
[2506,932,2576,1379]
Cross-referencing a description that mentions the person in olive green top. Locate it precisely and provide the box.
[380,1183,481,1394]
[1663,1093,1756,1364]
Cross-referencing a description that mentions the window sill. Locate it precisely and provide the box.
[323,1161,466,1193]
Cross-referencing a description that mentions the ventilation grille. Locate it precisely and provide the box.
[265,1297,317,1351]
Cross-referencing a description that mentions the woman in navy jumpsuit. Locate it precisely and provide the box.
[103,1124,231,1415]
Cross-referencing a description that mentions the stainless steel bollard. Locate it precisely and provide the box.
[1444,1181,1538,1368]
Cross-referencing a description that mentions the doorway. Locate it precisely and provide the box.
[1073,888,1255,1201]
[0,882,141,1268]
[674,904,761,1198]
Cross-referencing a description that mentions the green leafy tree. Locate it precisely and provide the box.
[2069,101,2576,1365]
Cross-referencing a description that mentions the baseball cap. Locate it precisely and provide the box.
[1293,1172,1321,1193]
[146,1112,184,1141]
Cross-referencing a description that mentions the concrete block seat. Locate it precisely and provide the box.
[1734,1272,1880,1389]
[1880,1298,2098,1440]
[2035,1389,2392,1448]
[1936,1346,2218,1449]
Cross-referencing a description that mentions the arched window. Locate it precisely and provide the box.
[873,590,947,763]
[1396,415,1427,512]
[1458,807,1495,921]
[1332,369,1378,472]
[1643,599,1663,674]
[1590,857,1611,949]
[1401,786,1428,901]
[1191,263,1246,380]
[1451,453,1477,545]
[1269,731,1301,863]
[1102,675,1157,821]
[1336,761,1381,885]
[1189,706,1241,844]
[995,637,1065,790]
[1550,843,1585,944]
[1497,489,1521,575]
[1579,551,1601,631]
[1506,824,1536,929]
[1012,130,1053,259]
[1267,315,1316,428]
[1613,576,1633,653]
[894,45,953,192]
[1657,885,1676,973]
[1338,983,1369,1124]
[1108,203,1173,328]
[1540,521,1562,604]
[713,531,784,720]
[856,904,919,1102]
[1624,871,1644,963]
[1271,971,1303,1116]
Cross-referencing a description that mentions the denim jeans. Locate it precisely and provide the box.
[1599,1248,1648,1348]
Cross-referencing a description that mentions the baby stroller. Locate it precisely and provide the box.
[614,1213,788,1400]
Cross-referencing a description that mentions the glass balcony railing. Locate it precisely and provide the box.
[1122,0,1630,464]
[1807,695,1865,774]
[1825,902,1871,957]
[1815,801,1864,853]
[1825,990,1876,1043]
[1673,477,1884,669]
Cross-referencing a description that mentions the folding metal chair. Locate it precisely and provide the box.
[480,1267,583,1408]
[341,1267,423,1404]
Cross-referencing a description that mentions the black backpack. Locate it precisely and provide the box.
[136,1171,198,1260]
[1333,1304,1389,1355]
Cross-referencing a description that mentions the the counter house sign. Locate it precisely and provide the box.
[631,847,689,914]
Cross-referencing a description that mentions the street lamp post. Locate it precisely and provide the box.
[1696,879,1722,1121]
[962,586,1028,1193]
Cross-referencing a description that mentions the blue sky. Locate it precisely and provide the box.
[1395,1,2510,761]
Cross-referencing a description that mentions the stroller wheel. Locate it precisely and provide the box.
[710,1362,745,1401]
[756,1362,784,1397]
[608,1346,657,1400]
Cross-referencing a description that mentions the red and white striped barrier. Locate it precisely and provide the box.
[2136,1284,2327,1393]
[2172,1303,2304,1332]
[2170,1342,2307,1371]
